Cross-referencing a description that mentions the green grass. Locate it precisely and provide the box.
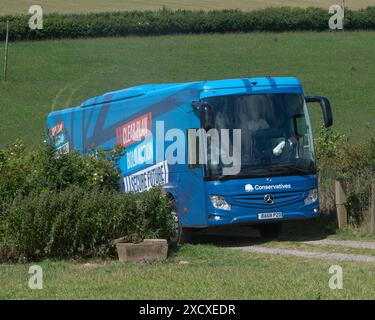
[0,32,374,147]
[1,244,375,299]
[0,0,372,15]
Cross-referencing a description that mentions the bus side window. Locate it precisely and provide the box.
[187,129,201,169]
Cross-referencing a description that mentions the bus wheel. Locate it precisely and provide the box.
[169,203,192,246]
[257,223,283,239]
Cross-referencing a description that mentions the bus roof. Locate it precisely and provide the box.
[50,77,302,116]
[78,77,301,108]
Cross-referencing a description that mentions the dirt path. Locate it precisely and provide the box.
[228,245,375,263]
[193,227,375,262]
[299,239,375,250]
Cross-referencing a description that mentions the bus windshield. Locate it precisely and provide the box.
[202,93,316,180]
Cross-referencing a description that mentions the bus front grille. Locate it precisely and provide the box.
[230,191,304,208]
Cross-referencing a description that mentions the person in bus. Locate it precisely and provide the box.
[245,96,271,161]
[248,108,270,132]
[247,95,270,132]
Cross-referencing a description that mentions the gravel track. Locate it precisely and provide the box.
[299,239,375,250]
[228,245,375,263]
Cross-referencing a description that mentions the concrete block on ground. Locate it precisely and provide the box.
[116,239,168,262]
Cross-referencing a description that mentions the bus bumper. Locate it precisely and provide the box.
[206,206,320,226]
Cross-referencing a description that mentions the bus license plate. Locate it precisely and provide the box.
[258,212,283,220]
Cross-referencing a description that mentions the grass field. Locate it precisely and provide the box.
[0,32,374,147]
[0,0,373,15]
[1,244,375,299]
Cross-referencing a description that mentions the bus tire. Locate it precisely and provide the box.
[168,201,193,246]
[257,223,283,239]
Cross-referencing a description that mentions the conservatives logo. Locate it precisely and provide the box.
[245,184,254,192]
[245,183,292,192]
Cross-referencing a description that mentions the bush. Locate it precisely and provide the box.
[315,126,346,161]
[1,7,375,41]
[0,140,123,202]
[0,141,173,262]
[316,127,375,226]
[0,186,172,262]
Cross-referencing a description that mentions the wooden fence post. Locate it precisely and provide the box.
[335,180,348,229]
[3,20,9,82]
[371,183,375,231]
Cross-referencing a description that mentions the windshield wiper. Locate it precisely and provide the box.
[271,165,313,175]
[207,164,314,181]
[214,167,271,180]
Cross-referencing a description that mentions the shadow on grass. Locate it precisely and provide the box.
[188,212,338,247]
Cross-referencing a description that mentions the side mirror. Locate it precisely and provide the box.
[305,96,333,128]
[191,100,201,111]
[192,101,215,131]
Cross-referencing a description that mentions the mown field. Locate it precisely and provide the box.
[0,0,372,15]
[1,244,375,300]
[0,32,374,147]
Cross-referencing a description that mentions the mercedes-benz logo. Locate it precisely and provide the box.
[264,194,274,205]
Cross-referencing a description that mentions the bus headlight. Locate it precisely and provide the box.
[305,189,318,205]
[210,195,231,211]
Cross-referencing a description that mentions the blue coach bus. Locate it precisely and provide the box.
[47,77,332,244]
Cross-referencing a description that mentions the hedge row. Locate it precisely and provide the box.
[0,186,172,262]
[0,141,173,262]
[1,7,375,41]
